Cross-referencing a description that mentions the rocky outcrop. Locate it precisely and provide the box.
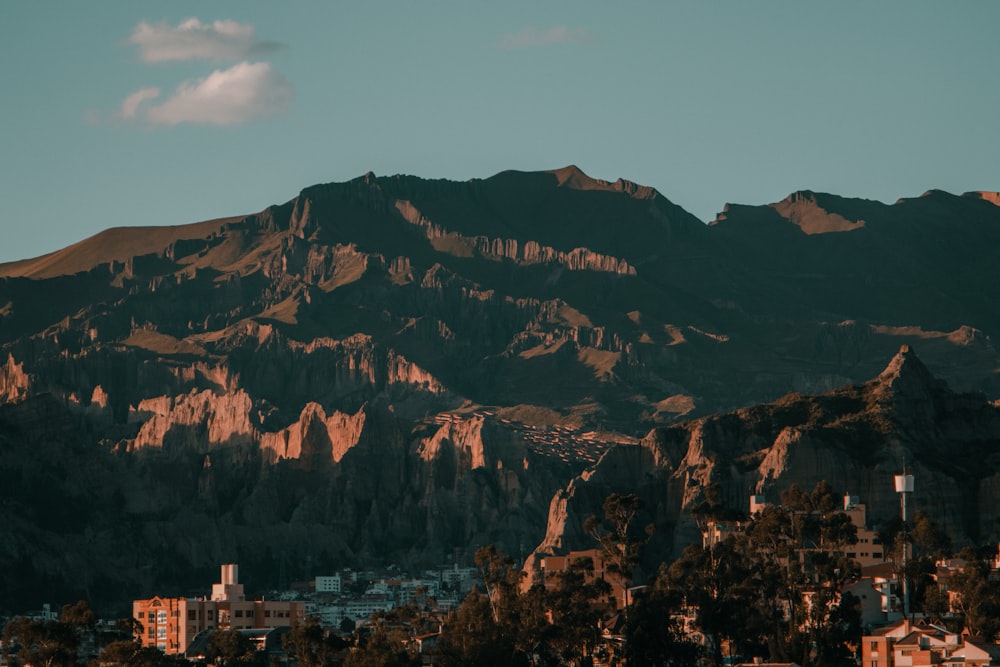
[395,200,636,275]
[0,353,30,404]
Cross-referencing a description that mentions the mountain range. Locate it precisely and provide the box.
[1,166,998,613]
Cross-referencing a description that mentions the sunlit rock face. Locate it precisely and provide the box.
[2,168,1000,612]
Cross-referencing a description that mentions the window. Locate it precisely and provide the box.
[265,611,271,618]
[247,610,254,618]
[148,628,155,639]
[873,552,883,559]
[157,610,167,624]
[188,610,197,620]
[148,612,155,621]
[157,627,167,640]
[235,610,244,618]
[207,610,214,620]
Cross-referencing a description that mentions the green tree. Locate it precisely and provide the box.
[343,618,419,667]
[283,617,347,667]
[435,591,513,666]
[204,629,262,667]
[624,568,702,667]
[541,556,611,664]
[950,547,1000,640]
[99,639,143,667]
[584,493,653,609]
[2,616,79,667]
[98,640,191,667]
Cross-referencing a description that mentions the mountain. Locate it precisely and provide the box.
[1,167,999,612]
[524,344,1000,582]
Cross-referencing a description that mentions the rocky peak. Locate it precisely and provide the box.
[870,344,945,402]
[547,165,658,200]
[770,190,866,235]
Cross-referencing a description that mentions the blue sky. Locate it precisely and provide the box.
[1,2,998,263]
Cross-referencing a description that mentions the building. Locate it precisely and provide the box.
[842,494,886,568]
[862,619,968,667]
[133,564,305,655]
[315,575,343,595]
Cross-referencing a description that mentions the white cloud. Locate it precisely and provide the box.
[498,25,593,49]
[138,61,293,126]
[117,87,161,119]
[129,18,282,63]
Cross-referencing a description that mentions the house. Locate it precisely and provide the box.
[862,619,965,667]
[945,639,1000,667]
[844,578,888,628]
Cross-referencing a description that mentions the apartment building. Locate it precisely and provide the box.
[133,564,304,655]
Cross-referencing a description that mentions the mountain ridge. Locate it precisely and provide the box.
[2,166,1000,613]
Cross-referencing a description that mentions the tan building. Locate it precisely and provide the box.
[133,564,305,655]
[842,495,886,568]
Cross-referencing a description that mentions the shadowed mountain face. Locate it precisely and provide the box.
[1,168,999,613]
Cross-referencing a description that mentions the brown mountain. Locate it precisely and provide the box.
[1,167,999,613]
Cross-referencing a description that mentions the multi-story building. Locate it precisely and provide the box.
[133,564,305,655]
[315,575,342,595]
[842,494,886,567]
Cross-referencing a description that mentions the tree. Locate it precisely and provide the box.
[434,546,547,666]
[950,547,1000,640]
[59,601,96,629]
[204,629,261,667]
[343,618,419,667]
[100,639,143,667]
[542,556,611,664]
[2,616,79,667]
[283,617,347,667]
[666,539,764,664]
[624,569,701,667]
[99,640,194,667]
[584,493,653,609]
